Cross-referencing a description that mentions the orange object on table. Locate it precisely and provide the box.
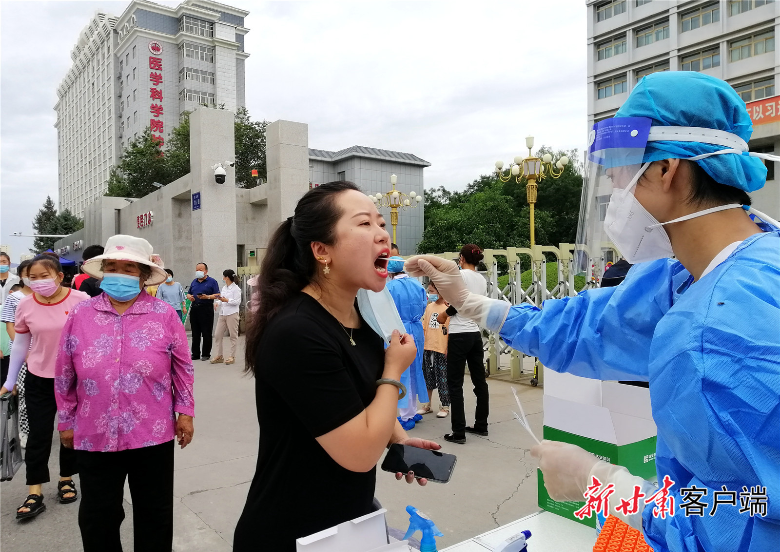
[593,516,653,552]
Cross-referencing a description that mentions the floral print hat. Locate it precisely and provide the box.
[82,234,168,286]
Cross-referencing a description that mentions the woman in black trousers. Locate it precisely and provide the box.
[443,245,489,444]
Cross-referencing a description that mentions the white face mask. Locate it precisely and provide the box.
[604,163,743,264]
[356,288,406,344]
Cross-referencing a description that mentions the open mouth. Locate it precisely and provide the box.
[374,251,389,276]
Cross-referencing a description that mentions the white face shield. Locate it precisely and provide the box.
[576,118,780,272]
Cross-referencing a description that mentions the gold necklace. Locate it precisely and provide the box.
[317,298,356,346]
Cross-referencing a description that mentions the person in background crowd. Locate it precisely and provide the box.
[441,244,489,444]
[386,257,428,430]
[73,245,105,298]
[233,182,436,552]
[418,281,451,418]
[157,269,187,322]
[1,259,33,446]
[0,251,20,306]
[246,274,260,314]
[1,254,89,519]
[211,269,242,365]
[145,283,159,297]
[186,262,220,361]
[390,243,400,257]
[55,234,194,552]
[1,284,24,381]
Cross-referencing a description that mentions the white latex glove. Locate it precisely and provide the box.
[404,255,510,331]
[531,440,601,502]
[590,460,654,532]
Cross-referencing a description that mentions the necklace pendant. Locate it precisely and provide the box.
[349,337,356,346]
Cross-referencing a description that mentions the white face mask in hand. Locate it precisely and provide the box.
[356,288,406,344]
[604,163,743,264]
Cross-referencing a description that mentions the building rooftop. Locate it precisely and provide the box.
[309,145,431,167]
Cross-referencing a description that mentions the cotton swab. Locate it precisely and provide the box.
[511,387,541,445]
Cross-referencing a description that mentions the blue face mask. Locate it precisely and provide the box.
[166,276,173,283]
[195,271,205,279]
[428,294,439,302]
[0,265,9,274]
[356,288,406,344]
[100,274,142,302]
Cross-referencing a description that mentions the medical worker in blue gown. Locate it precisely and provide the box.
[386,257,429,430]
[406,72,780,552]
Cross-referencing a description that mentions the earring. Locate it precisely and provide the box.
[323,261,330,275]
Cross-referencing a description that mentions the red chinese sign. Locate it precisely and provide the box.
[149,51,164,148]
[137,211,154,229]
[746,95,780,126]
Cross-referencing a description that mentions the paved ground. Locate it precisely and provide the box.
[0,337,544,551]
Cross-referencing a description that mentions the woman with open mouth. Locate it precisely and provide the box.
[234,181,440,551]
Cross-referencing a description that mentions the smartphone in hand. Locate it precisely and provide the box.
[381,444,457,483]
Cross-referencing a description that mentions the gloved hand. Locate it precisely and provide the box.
[404,255,511,331]
[531,440,601,502]
[404,256,468,309]
[590,459,654,531]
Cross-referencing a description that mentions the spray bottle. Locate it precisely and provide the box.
[402,505,444,552]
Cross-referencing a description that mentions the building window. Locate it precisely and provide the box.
[338,171,346,181]
[636,61,669,80]
[730,30,775,62]
[179,42,214,63]
[134,111,137,123]
[132,68,136,80]
[636,20,669,47]
[636,0,652,6]
[729,0,774,16]
[178,88,216,106]
[681,3,720,32]
[596,0,626,22]
[133,89,137,101]
[126,53,129,65]
[179,15,214,38]
[597,35,627,60]
[681,47,720,71]
[598,195,611,221]
[179,67,216,85]
[733,77,775,101]
[120,100,124,111]
[132,45,136,58]
[597,74,628,99]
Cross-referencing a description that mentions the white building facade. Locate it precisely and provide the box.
[55,0,249,218]
[586,0,779,216]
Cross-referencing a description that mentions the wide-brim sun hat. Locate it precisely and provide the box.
[82,235,168,286]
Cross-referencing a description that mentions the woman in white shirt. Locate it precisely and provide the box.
[211,269,242,365]
[443,244,488,445]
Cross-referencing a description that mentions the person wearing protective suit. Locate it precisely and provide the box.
[385,257,429,430]
[406,72,780,552]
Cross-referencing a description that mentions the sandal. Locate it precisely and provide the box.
[225,357,235,365]
[416,403,432,416]
[209,356,224,364]
[58,479,78,504]
[16,494,46,520]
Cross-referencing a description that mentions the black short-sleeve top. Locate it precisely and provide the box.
[233,293,385,552]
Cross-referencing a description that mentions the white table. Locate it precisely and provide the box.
[441,511,596,552]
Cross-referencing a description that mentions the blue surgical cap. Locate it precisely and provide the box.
[615,72,767,192]
[387,256,405,273]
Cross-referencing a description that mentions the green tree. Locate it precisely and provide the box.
[30,196,84,253]
[418,147,583,258]
[234,106,267,189]
[105,129,168,198]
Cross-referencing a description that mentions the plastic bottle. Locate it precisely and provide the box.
[491,529,532,552]
[402,505,444,552]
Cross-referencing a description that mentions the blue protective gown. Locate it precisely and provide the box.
[386,276,429,408]
[498,228,780,552]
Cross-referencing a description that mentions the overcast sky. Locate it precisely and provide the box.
[0,0,587,256]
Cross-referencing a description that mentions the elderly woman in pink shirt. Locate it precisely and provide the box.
[54,235,195,552]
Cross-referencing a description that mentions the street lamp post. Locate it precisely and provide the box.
[369,174,422,244]
[494,136,569,248]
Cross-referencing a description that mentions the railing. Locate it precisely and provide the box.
[422,244,616,386]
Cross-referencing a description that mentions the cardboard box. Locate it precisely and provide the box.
[538,370,658,528]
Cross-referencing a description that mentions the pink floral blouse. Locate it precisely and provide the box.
[55,291,195,452]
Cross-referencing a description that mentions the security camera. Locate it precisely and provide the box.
[214,165,227,184]
[227,161,235,167]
